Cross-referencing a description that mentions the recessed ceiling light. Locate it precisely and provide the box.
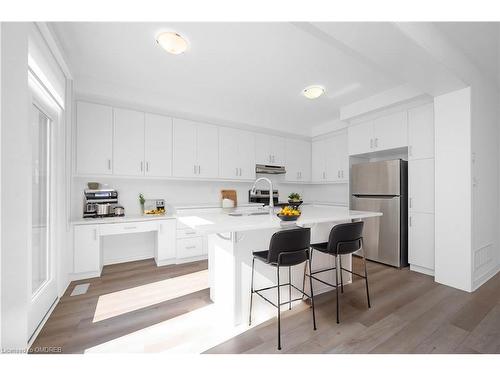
[156,32,188,55]
[302,85,325,99]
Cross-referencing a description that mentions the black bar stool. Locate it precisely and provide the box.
[249,227,316,350]
[306,221,370,324]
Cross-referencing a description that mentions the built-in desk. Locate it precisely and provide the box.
[71,216,177,281]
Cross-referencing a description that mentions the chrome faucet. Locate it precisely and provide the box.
[250,177,274,212]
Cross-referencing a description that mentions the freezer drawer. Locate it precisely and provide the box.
[352,196,401,267]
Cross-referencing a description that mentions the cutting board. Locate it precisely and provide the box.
[221,189,237,207]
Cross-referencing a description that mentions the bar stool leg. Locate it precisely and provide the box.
[302,248,313,303]
[277,265,281,350]
[288,266,292,310]
[249,257,255,326]
[362,246,371,308]
[307,256,317,331]
[335,255,340,324]
[339,255,344,293]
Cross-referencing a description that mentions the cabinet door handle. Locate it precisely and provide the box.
[124,226,137,230]
[409,197,413,209]
[140,161,144,172]
[146,161,149,172]
[409,216,412,227]
[107,159,112,170]
[185,231,196,235]
[341,170,344,178]
[198,165,201,174]
[185,245,197,250]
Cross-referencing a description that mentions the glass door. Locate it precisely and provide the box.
[29,103,58,339]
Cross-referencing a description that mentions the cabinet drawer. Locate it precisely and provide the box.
[177,228,201,238]
[99,221,158,236]
[177,237,203,258]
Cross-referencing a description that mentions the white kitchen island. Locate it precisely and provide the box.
[177,204,382,327]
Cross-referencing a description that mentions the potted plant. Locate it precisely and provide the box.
[288,192,303,207]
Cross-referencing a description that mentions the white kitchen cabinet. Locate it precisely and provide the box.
[76,102,113,175]
[408,103,434,160]
[312,131,348,182]
[144,113,173,177]
[172,119,219,178]
[372,111,408,151]
[409,212,435,273]
[113,108,145,176]
[312,138,327,181]
[255,133,286,165]
[285,138,311,182]
[347,120,373,156]
[196,124,219,178]
[219,127,256,180]
[409,159,434,214]
[73,225,101,274]
[326,131,348,182]
[156,220,177,265]
[348,111,408,155]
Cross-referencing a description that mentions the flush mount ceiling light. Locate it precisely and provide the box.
[302,85,325,99]
[156,32,188,55]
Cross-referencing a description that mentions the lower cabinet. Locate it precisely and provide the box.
[176,222,208,261]
[73,224,101,274]
[156,220,177,265]
[409,212,435,274]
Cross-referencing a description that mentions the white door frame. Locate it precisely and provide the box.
[27,71,63,341]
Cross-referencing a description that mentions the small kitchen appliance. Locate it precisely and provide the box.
[83,188,119,218]
[143,199,166,215]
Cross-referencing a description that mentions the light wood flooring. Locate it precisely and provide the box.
[31,257,500,354]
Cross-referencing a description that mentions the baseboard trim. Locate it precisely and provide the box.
[27,297,59,349]
[176,255,208,264]
[410,264,435,277]
[103,254,154,266]
[472,264,500,291]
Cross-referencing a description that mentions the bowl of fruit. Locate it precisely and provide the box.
[277,205,301,221]
[288,192,303,208]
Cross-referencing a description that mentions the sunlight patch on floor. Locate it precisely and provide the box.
[93,269,209,323]
[85,303,255,353]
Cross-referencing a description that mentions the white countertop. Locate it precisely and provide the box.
[176,204,382,234]
[71,214,176,226]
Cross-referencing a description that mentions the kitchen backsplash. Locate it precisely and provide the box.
[71,175,348,218]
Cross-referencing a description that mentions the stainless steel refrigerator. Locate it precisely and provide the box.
[351,159,408,268]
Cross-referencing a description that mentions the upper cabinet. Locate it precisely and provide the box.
[312,130,348,183]
[144,113,173,177]
[219,127,256,180]
[76,102,113,175]
[285,138,311,182]
[255,133,286,165]
[113,108,145,176]
[408,103,434,160]
[172,119,219,178]
[348,111,408,155]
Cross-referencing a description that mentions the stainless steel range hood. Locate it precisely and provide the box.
[255,164,286,174]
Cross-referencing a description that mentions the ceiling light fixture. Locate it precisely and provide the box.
[156,32,188,55]
[302,85,325,99]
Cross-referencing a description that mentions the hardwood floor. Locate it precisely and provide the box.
[206,258,500,354]
[30,259,210,354]
[31,257,500,354]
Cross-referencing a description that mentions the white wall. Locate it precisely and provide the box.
[434,87,472,292]
[1,23,30,350]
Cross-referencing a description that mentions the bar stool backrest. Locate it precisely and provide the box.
[267,227,311,266]
[327,222,364,255]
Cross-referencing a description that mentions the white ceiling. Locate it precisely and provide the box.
[434,22,500,86]
[50,22,401,136]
